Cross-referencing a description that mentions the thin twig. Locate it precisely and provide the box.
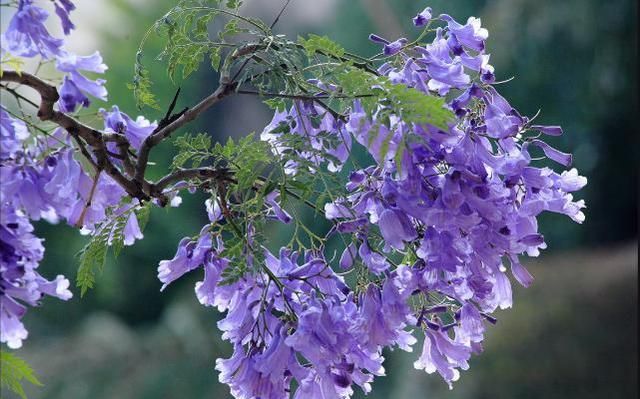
[270,0,292,29]
[236,89,373,100]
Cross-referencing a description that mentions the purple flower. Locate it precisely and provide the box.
[261,101,351,175]
[440,14,489,51]
[416,30,471,94]
[205,198,223,222]
[413,7,432,27]
[456,303,485,343]
[195,251,228,307]
[377,208,417,250]
[67,173,125,231]
[285,295,384,396]
[122,212,143,246]
[0,106,29,159]
[553,168,588,192]
[0,296,28,349]
[414,329,471,389]
[216,341,295,399]
[157,228,212,291]
[1,0,64,58]
[356,282,416,351]
[265,191,292,224]
[42,149,83,217]
[529,139,572,166]
[483,87,524,138]
[56,51,108,103]
[0,204,72,349]
[358,241,390,274]
[58,75,90,112]
[56,50,108,74]
[324,202,352,219]
[384,38,408,56]
[100,106,156,150]
[531,125,563,136]
[508,254,534,287]
[369,34,408,56]
[339,243,357,269]
[53,0,76,35]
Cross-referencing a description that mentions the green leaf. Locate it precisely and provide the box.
[383,83,454,130]
[298,34,345,59]
[1,350,42,399]
[209,47,221,72]
[172,132,213,169]
[129,52,160,110]
[110,215,128,259]
[76,234,108,297]
[0,53,25,77]
[136,203,152,232]
[75,210,133,296]
[220,19,245,40]
[263,98,286,112]
[335,67,379,112]
[225,0,242,9]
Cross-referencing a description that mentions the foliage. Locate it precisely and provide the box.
[0,351,42,399]
[76,204,151,297]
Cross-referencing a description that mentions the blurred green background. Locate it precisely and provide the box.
[3,0,638,398]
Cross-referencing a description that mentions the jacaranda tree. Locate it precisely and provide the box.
[0,1,587,398]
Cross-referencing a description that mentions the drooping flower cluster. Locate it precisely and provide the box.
[0,105,154,347]
[1,110,73,348]
[261,99,352,175]
[319,10,587,388]
[158,213,417,398]
[1,2,587,398]
[164,8,585,398]
[1,1,155,348]
[1,0,107,112]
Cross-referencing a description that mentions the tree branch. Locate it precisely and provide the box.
[134,82,234,183]
[152,167,236,194]
[134,42,267,184]
[236,89,373,100]
[1,70,150,201]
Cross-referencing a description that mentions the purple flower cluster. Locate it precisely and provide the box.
[1,0,158,348]
[322,11,586,388]
[1,110,74,348]
[155,9,587,398]
[158,211,419,398]
[1,1,587,397]
[261,99,352,175]
[0,104,155,345]
[1,0,107,112]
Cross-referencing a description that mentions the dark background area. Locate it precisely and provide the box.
[1,0,637,398]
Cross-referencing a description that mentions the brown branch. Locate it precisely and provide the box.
[270,0,291,29]
[71,135,98,171]
[116,141,136,177]
[236,89,374,100]
[134,42,268,184]
[134,82,234,184]
[152,167,236,194]
[1,70,150,201]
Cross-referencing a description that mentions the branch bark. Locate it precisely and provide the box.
[1,70,241,206]
[1,70,150,201]
[134,82,234,183]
